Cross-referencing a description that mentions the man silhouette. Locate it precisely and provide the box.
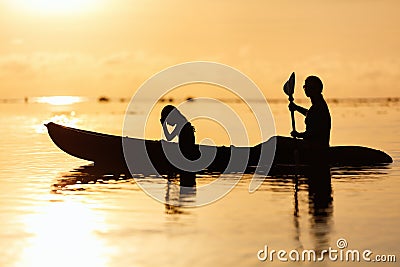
[289,76,331,163]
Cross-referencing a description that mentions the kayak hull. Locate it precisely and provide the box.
[45,122,392,175]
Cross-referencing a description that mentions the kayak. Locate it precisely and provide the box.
[45,122,392,175]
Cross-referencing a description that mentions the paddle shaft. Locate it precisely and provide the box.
[288,95,296,132]
[287,94,300,184]
[290,109,296,132]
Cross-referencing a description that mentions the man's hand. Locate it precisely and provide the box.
[288,102,298,112]
[291,130,301,138]
[289,102,308,116]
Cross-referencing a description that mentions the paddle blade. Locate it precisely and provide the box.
[283,72,295,96]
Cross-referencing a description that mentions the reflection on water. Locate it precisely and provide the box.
[18,199,109,267]
[23,162,393,266]
[54,165,199,210]
[55,163,373,255]
[306,167,333,251]
[52,165,131,192]
[331,165,391,178]
[165,181,197,214]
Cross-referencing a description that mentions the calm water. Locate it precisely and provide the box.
[0,97,399,267]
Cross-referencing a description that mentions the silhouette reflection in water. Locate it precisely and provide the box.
[51,164,132,192]
[53,162,391,246]
[164,179,197,214]
[291,164,333,253]
[307,166,333,250]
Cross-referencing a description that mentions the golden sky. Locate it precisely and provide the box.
[1,0,399,99]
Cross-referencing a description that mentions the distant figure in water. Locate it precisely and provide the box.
[289,76,331,164]
[160,105,199,186]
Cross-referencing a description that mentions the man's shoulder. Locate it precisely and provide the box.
[315,98,329,108]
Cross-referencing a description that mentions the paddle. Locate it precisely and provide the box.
[283,72,296,132]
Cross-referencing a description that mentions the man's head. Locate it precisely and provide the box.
[303,76,323,97]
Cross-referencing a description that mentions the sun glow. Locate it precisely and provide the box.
[13,0,100,14]
[35,96,85,105]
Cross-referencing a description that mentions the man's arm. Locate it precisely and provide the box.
[291,110,328,141]
[288,102,308,116]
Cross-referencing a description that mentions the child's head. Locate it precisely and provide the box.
[160,105,177,124]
